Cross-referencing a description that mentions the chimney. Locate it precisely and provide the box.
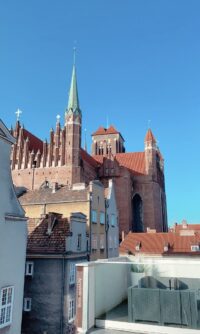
[52,182,58,193]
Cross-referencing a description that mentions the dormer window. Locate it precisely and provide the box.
[163,243,169,252]
[135,242,141,251]
[191,245,199,252]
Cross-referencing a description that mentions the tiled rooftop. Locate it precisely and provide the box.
[93,152,146,175]
[27,215,70,254]
[119,232,200,256]
[19,186,88,205]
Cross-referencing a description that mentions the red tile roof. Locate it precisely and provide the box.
[92,125,119,136]
[172,223,200,233]
[119,232,200,256]
[93,152,146,175]
[81,148,99,168]
[23,129,43,153]
[27,216,70,254]
[145,129,156,143]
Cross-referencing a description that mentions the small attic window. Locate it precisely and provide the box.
[163,243,169,252]
[135,242,141,251]
[191,245,199,252]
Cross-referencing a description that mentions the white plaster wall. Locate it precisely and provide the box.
[0,125,27,334]
[0,138,24,222]
[95,263,128,318]
[0,220,27,334]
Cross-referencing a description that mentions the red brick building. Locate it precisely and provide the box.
[11,64,168,238]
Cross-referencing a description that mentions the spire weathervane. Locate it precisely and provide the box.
[16,108,22,121]
[73,41,77,65]
[148,119,151,129]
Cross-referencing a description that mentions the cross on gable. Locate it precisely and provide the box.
[16,108,22,121]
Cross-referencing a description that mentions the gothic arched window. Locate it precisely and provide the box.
[132,194,144,232]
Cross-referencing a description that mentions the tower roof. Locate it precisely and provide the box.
[67,65,80,114]
[92,125,120,136]
[145,128,156,143]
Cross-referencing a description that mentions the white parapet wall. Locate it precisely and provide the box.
[76,256,200,333]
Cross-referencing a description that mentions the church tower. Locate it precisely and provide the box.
[65,64,82,185]
[144,128,157,179]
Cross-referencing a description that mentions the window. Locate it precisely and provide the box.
[69,263,76,285]
[191,245,199,252]
[77,234,82,251]
[68,299,75,322]
[91,210,97,223]
[0,286,14,328]
[24,298,32,312]
[92,235,97,251]
[100,212,105,225]
[25,261,34,276]
[100,234,105,250]
[111,214,115,227]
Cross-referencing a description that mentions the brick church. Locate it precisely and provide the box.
[11,64,168,237]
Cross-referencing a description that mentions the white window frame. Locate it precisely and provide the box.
[0,286,14,328]
[68,298,75,322]
[24,298,32,312]
[100,212,105,225]
[25,261,34,276]
[91,210,97,223]
[69,263,76,285]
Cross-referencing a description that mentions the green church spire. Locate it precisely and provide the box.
[67,64,81,115]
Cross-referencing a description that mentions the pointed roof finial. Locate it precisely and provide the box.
[16,108,22,121]
[73,42,77,66]
[148,119,151,129]
[56,114,61,124]
[67,49,81,115]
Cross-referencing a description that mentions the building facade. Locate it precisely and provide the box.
[11,63,168,238]
[22,212,88,334]
[18,180,118,261]
[0,120,27,334]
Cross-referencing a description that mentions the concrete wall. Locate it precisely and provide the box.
[95,263,128,318]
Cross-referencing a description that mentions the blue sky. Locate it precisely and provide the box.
[0,0,200,225]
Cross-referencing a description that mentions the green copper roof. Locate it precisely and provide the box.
[67,65,81,114]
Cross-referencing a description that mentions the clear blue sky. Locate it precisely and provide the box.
[0,0,200,225]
